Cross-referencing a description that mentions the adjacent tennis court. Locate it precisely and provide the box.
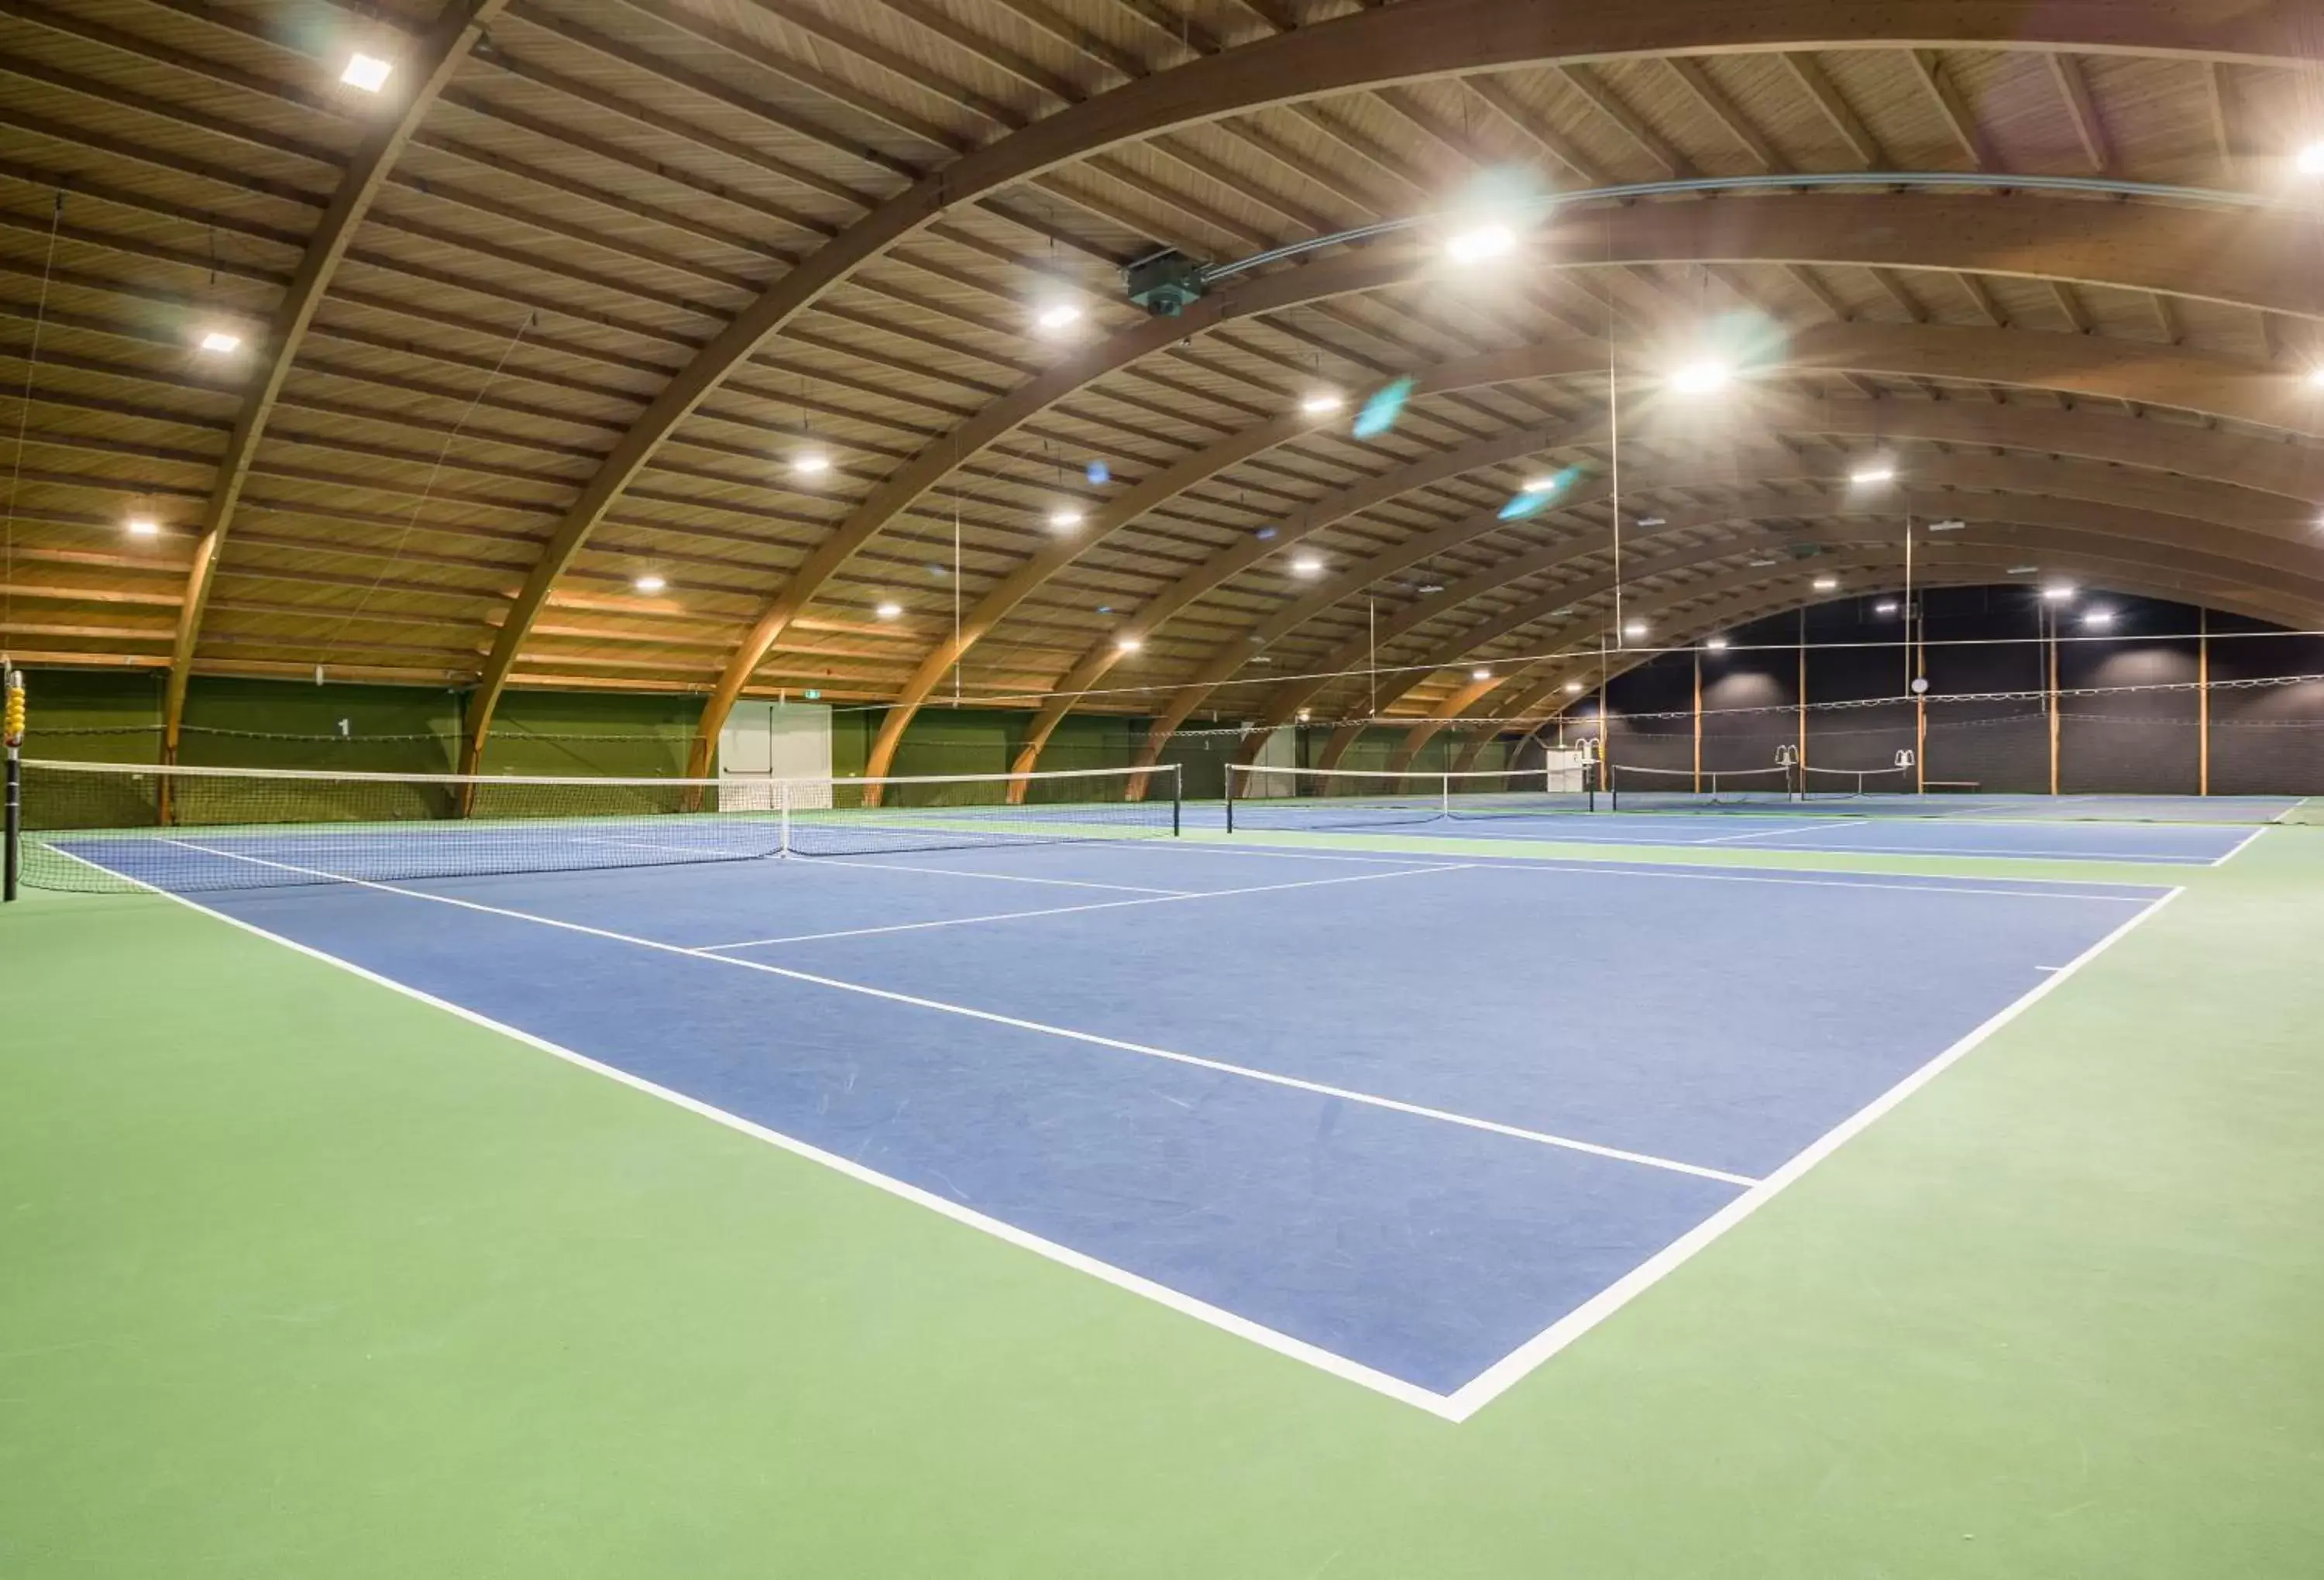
[30,762,2174,1415]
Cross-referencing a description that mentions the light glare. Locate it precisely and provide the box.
[1301,391,1343,416]
[1446,224,1516,263]
[1034,301,1082,332]
[1850,464,1898,486]
[633,574,667,594]
[1048,507,1084,531]
[875,601,902,620]
[1623,620,1648,639]
[2043,584,2075,601]
[126,516,160,538]
[1704,636,1728,651]
[2298,142,2324,177]
[792,451,830,476]
[1668,359,1732,396]
[1813,575,1838,592]
[2084,609,2115,627]
[1116,635,1143,652]
[1290,553,1323,577]
[1470,667,1493,682]
[198,330,241,354]
[341,53,392,92]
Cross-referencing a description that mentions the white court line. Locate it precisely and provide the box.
[2209,826,2269,867]
[1209,844,2162,902]
[44,847,1462,1422]
[1690,818,1873,846]
[812,857,1191,895]
[1439,884,2185,1421]
[154,840,1752,1190]
[699,864,1466,950]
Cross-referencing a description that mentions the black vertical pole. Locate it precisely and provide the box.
[1171,763,1182,838]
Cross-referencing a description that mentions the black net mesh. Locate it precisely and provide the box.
[17,761,1181,893]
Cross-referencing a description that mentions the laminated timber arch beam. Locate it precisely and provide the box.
[456,0,2323,773]
[852,315,2324,792]
[1330,537,2324,771]
[161,0,509,761]
[465,171,2324,776]
[1125,416,2324,769]
[688,204,2324,785]
[999,335,2324,782]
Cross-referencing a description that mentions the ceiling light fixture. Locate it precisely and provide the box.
[126,516,160,538]
[1562,681,1583,694]
[1813,575,1839,592]
[1445,224,1516,263]
[632,574,667,594]
[1668,359,1733,396]
[1928,518,1968,532]
[792,450,831,477]
[1116,635,1143,652]
[1034,301,1082,332]
[1290,553,1323,577]
[2298,141,2324,177]
[1048,507,1085,531]
[1875,599,1899,615]
[1301,391,1344,416]
[2306,366,2324,390]
[1704,635,1729,651]
[2043,584,2075,601]
[198,330,241,354]
[1623,620,1648,639]
[1470,667,1493,682]
[2083,609,2115,628]
[1850,463,1898,486]
[875,601,902,620]
[341,53,393,92]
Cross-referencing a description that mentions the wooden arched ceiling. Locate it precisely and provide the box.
[0,0,2319,770]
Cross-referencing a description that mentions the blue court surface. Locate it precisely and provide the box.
[118,837,2172,1417]
[1238,811,2268,865]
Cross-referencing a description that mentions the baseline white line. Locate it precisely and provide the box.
[2209,826,2268,867]
[1437,884,2185,1422]
[45,848,1461,1421]
[698,864,1466,950]
[155,840,1753,1190]
[1435,858,2160,903]
[810,857,1191,895]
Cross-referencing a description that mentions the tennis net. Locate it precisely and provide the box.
[1798,764,1918,801]
[1226,762,1593,833]
[13,759,1181,893]
[1606,763,1793,810]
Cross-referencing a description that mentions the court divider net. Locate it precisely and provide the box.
[1225,762,1594,833]
[12,759,1181,893]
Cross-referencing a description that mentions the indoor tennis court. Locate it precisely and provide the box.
[6,5,2323,1577]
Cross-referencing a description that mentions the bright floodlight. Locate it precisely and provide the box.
[1521,475,1563,493]
[875,601,902,620]
[126,516,160,538]
[341,53,392,92]
[1668,359,1733,396]
[1290,553,1323,577]
[1301,391,1343,416]
[1470,667,1493,682]
[1875,599,1899,615]
[2042,584,2075,601]
[1048,507,1084,531]
[2298,141,2324,177]
[1623,620,1648,639]
[1562,681,1583,694]
[1813,575,1838,592]
[792,450,830,477]
[2306,366,2324,390]
[1446,224,1516,264]
[632,574,667,594]
[1034,301,1082,332]
[1704,635,1729,651]
[2084,609,2115,628]
[198,330,241,354]
[1296,708,1312,722]
[1116,635,1143,652]
[1850,463,1898,486]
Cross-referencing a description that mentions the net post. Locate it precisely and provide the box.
[2,665,22,903]
[1169,763,1182,837]
[1223,761,1236,834]
[1439,772,1450,820]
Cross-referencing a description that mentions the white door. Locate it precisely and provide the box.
[720,701,834,809]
